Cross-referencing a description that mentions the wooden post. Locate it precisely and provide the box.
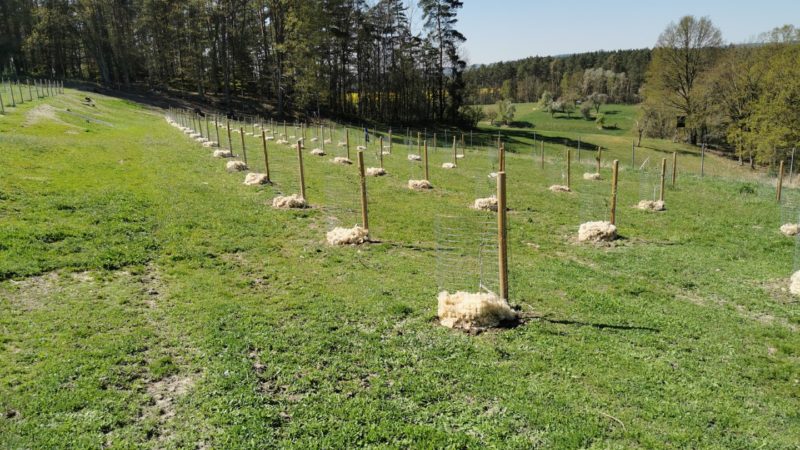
[596,147,602,173]
[577,137,581,162]
[424,140,430,181]
[283,120,287,137]
[672,152,677,187]
[499,144,505,172]
[417,132,421,156]
[460,133,465,158]
[452,136,457,165]
[17,82,23,104]
[659,158,667,202]
[631,141,636,168]
[790,147,796,183]
[379,136,384,169]
[566,149,572,189]
[610,160,619,225]
[497,171,509,301]
[261,130,270,181]
[226,120,232,150]
[777,160,785,202]
[346,129,351,159]
[240,127,248,165]
[9,82,15,106]
[433,133,437,151]
[214,118,220,147]
[297,142,306,200]
[358,150,369,231]
[27,80,32,101]
[388,130,392,154]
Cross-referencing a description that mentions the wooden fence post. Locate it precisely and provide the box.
[497,171,509,301]
[777,160,785,202]
[610,160,619,225]
[226,120,232,151]
[240,127,248,165]
[672,152,677,187]
[297,142,306,200]
[452,136,458,165]
[659,158,667,202]
[597,147,602,173]
[261,130,270,181]
[358,150,369,231]
[424,140,430,181]
[566,149,572,189]
[346,129,351,159]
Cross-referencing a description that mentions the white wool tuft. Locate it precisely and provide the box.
[382,151,391,155]
[357,145,367,151]
[456,154,465,159]
[195,137,208,143]
[366,167,387,177]
[324,139,333,144]
[578,221,617,243]
[202,141,217,148]
[791,271,800,295]
[310,137,319,142]
[275,139,288,145]
[266,136,275,141]
[337,141,347,147]
[183,129,194,135]
[407,154,422,161]
[583,172,601,180]
[636,200,666,211]
[442,162,457,169]
[549,185,571,193]
[213,149,233,158]
[471,196,498,211]
[243,173,270,186]
[233,129,241,133]
[189,132,201,139]
[326,226,369,245]
[226,160,248,172]
[488,172,498,178]
[332,157,353,165]
[310,148,325,156]
[272,194,307,209]
[437,291,517,330]
[781,223,800,237]
[408,179,433,190]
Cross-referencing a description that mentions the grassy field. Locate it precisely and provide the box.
[1,91,799,449]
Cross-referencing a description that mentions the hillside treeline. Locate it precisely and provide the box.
[464,49,652,105]
[640,20,799,164]
[0,0,468,124]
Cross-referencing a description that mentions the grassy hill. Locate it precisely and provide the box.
[1,91,798,448]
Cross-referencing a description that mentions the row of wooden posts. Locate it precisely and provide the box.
[0,78,64,114]
[169,107,785,301]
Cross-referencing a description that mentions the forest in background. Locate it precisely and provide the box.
[0,0,469,124]
[1,3,798,165]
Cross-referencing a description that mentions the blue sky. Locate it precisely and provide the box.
[448,0,800,64]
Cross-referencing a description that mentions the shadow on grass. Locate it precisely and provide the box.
[515,312,660,333]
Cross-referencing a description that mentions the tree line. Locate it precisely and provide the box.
[640,18,799,165]
[0,0,470,124]
[463,49,652,105]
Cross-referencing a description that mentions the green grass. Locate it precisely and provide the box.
[0,91,798,449]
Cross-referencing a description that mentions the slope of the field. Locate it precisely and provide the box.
[477,102,765,182]
[1,91,798,449]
